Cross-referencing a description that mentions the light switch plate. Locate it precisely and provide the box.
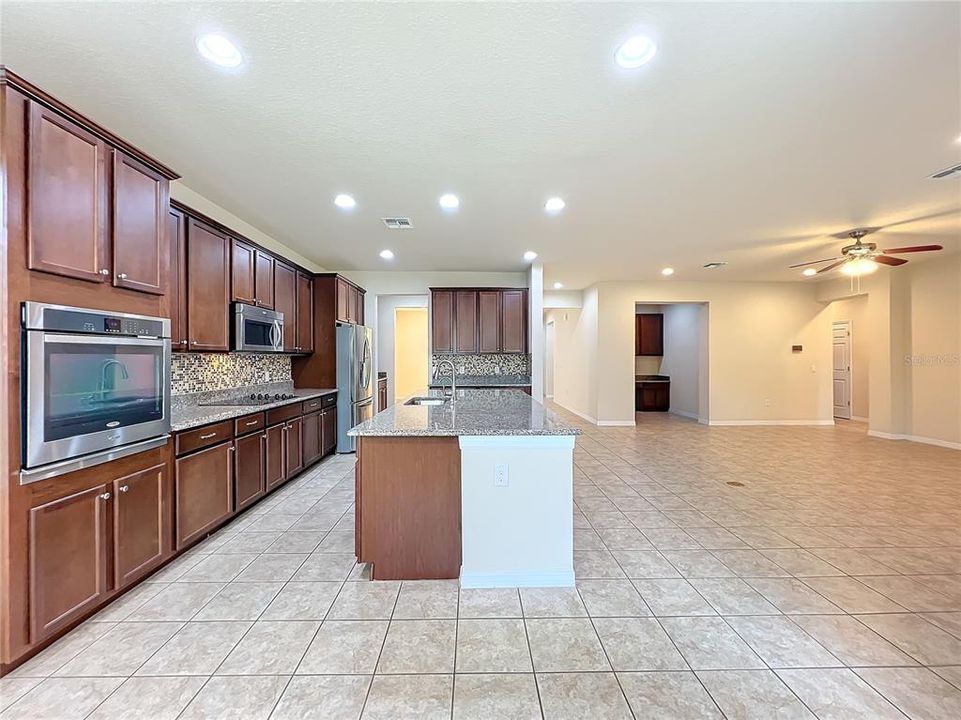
[494,463,509,487]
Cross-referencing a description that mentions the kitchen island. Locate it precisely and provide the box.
[349,388,580,587]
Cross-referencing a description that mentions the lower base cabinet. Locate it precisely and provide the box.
[112,465,166,588]
[321,407,337,455]
[265,424,286,491]
[303,411,322,466]
[285,417,304,479]
[635,382,670,412]
[175,442,233,549]
[234,432,266,511]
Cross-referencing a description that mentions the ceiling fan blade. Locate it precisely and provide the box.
[873,255,908,266]
[816,260,848,274]
[881,245,943,254]
[788,257,842,269]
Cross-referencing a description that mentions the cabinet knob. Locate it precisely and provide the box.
[99,268,110,276]
[229,445,236,452]
[117,272,128,280]
[262,434,267,440]
[99,492,111,501]
[119,485,129,493]
[181,339,188,345]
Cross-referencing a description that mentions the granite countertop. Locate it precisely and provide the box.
[348,388,580,437]
[428,374,532,388]
[171,382,337,432]
[635,375,670,383]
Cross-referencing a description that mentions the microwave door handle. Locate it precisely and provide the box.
[269,322,280,350]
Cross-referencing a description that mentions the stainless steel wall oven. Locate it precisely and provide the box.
[21,302,171,482]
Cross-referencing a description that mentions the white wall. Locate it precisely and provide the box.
[375,295,429,405]
[529,263,545,402]
[660,304,705,420]
[171,184,325,272]
[545,288,598,422]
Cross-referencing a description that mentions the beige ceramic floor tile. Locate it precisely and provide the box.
[362,674,453,720]
[452,674,540,720]
[297,621,388,674]
[178,676,289,720]
[455,619,532,673]
[526,618,610,672]
[776,668,907,719]
[697,670,815,719]
[618,671,722,718]
[536,672,632,720]
[272,675,370,720]
[376,619,456,674]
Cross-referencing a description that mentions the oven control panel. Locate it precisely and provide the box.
[23,303,170,338]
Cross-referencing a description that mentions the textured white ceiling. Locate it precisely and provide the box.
[2,1,959,286]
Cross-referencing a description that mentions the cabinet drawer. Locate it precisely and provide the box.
[234,412,265,436]
[302,397,324,414]
[321,392,337,409]
[267,403,302,425]
[176,420,233,456]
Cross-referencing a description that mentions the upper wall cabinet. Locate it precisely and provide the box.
[430,288,528,355]
[23,94,174,294]
[231,239,275,309]
[168,208,188,350]
[295,271,314,353]
[335,276,365,325]
[274,261,298,352]
[186,218,230,352]
[635,313,664,356]
[27,103,109,283]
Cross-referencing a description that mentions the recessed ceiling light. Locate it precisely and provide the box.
[553,282,564,289]
[660,267,674,276]
[334,194,356,210]
[523,251,538,262]
[615,35,657,69]
[545,197,566,214]
[439,193,460,211]
[802,268,817,277]
[379,249,394,260]
[197,33,243,68]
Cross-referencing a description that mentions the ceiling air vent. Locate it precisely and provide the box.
[703,262,727,269]
[382,217,413,229]
[930,163,961,179]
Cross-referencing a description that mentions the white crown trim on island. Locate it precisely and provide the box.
[867,430,961,451]
[459,569,576,589]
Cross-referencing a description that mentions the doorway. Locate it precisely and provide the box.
[545,320,555,399]
[832,320,852,420]
[394,307,429,401]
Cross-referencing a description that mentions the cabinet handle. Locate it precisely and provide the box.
[117,272,128,280]
[99,492,111,500]
[99,268,109,276]
[199,432,217,440]
[245,420,258,426]
[119,485,129,493]
[229,445,236,452]
[262,434,267,440]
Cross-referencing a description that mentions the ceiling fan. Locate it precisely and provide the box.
[789,228,943,276]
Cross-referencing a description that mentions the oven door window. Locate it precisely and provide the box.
[43,340,165,442]
[243,318,273,348]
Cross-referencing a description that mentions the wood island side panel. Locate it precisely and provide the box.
[357,436,461,580]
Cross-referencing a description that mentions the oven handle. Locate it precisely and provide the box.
[42,333,169,347]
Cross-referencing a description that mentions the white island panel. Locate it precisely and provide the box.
[459,435,575,588]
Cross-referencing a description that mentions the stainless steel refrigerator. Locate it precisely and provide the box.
[336,323,374,453]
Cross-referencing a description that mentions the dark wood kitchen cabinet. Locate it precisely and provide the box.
[111,151,167,295]
[302,411,322,466]
[321,407,337,455]
[274,261,297,352]
[455,291,478,353]
[296,271,314,353]
[232,239,275,309]
[255,250,275,309]
[635,380,670,412]
[186,218,230,352]
[234,431,266,511]
[478,291,501,353]
[28,485,109,642]
[431,290,454,353]
[335,275,365,325]
[26,103,109,283]
[635,313,664,356]
[285,417,304,479]
[168,207,188,350]
[501,289,527,354]
[175,441,233,549]
[111,464,166,588]
[377,376,388,411]
[265,424,286,491]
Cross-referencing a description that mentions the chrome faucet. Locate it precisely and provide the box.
[434,358,457,400]
[98,359,129,398]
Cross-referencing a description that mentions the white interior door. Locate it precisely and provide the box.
[832,321,851,420]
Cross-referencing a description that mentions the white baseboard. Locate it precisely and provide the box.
[708,419,835,427]
[851,415,869,422]
[670,408,703,421]
[867,430,961,450]
[460,569,575,589]
[598,419,636,427]
[560,406,597,424]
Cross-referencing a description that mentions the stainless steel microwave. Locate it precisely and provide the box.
[233,303,284,352]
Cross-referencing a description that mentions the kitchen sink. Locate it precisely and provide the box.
[404,396,450,406]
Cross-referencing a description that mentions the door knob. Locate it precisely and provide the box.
[119,485,129,493]
[99,492,111,500]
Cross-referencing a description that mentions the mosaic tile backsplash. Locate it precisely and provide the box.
[171,353,292,396]
[430,353,531,377]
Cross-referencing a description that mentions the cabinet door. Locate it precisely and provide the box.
[168,208,188,350]
[274,262,297,352]
[265,424,286,490]
[285,418,304,479]
[112,151,167,295]
[454,291,478,353]
[113,464,166,588]
[378,380,388,411]
[478,290,501,353]
[501,290,528,354]
[27,103,108,282]
[636,313,664,356]
[29,485,109,642]
[355,290,365,325]
[186,218,230,352]
[255,250,275,309]
[302,411,321,466]
[336,277,351,323]
[231,238,256,304]
[296,272,314,353]
[234,431,266,511]
[175,442,233,549]
[431,290,454,353]
[321,408,337,455]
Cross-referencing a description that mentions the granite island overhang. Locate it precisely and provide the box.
[348,388,581,587]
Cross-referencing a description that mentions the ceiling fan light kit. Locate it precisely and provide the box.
[789,228,943,278]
